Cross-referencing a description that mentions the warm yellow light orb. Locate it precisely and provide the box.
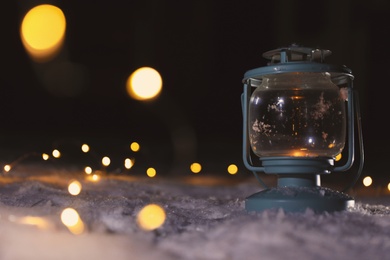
[68,180,82,196]
[124,158,134,169]
[146,168,157,178]
[130,142,140,152]
[84,166,92,174]
[61,208,84,235]
[20,4,66,62]
[102,156,111,166]
[137,204,166,231]
[227,164,238,175]
[61,208,80,227]
[126,67,162,100]
[81,144,90,153]
[190,163,202,174]
[42,153,50,160]
[52,149,61,158]
[3,165,11,172]
[363,176,372,187]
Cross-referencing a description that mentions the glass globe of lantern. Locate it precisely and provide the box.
[248,71,347,159]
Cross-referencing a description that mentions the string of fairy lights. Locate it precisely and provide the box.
[1,140,240,177]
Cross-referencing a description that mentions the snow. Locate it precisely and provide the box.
[0,165,389,260]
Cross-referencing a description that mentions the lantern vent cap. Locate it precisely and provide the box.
[263,44,332,64]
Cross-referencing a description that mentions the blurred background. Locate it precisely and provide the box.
[0,0,389,188]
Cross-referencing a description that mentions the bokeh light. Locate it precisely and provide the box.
[102,156,111,166]
[146,168,157,178]
[52,149,61,158]
[363,176,372,187]
[126,67,162,100]
[130,142,140,152]
[124,158,134,169]
[137,204,166,231]
[68,180,82,196]
[61,208,84,235]
[190,163,202,174]
[81,144,90,153]
[227,164,238,175]
[20,4,66,62]
[84,166,92,174]
[3,165,11,173]
[42,153,50,160]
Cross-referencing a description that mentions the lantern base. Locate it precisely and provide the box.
[245,186,354,213]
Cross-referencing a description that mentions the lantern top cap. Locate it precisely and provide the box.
[263,45,332,64]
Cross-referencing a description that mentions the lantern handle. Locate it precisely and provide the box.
[341,90,364,192]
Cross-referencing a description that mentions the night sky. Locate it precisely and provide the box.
[1,1,390,180]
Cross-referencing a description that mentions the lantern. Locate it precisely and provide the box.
[241,45,364,212]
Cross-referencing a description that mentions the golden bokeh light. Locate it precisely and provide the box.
[130,142,140,152]
[84,166,92,174]
[126,67,162,100]
[363,176,372,187]
[190,163,202,174]
[124,158,134,169]
[227,164,238,175]
[335,153,342,161]
[91,174,100,182]
[20,4,66,62]
[388,182,390,192]
[68,180,82,196]
[137,204,166,231]
[16,216,52,230]
[81,144,90,153]
[146,168,157,178]
[42,153,50,160]
[3,164,11,172]
[61,208,84,235]
[52,149,61,158]
[102,156,111,166]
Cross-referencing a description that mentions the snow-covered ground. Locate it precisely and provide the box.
[0,165,389,260]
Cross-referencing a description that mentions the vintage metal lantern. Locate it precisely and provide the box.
[241,45,364,212]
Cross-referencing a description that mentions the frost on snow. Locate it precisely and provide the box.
[0,166,389,260]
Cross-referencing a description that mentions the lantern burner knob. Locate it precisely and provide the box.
[263,45,332,64]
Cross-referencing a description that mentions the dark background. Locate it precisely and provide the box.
[1,0,389,184]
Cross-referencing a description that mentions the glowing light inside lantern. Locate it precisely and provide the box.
[81,144,90,153]
[126,67,162,100]
[124,158,134,169]
[61,208,84,235]
[102,156,111,166]
[190,163,202,173]
[146,168,156,178]
[227,164,238,175]
[20,4,66,62]
[52,149,61,158]
[388,183,390,192]
[363,176,372,187]
[130,142,140,152]
[137,204,166,231]
[68,180,82,196]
